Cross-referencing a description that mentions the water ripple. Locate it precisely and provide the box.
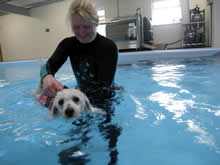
[148,90,220,153]
[130,95,148,120]
[152,64,185,88]
[148,91,194,119]
[0,80,9,87]
[0,108,6,115]
[0,120,13,132]
[178,119,219,152]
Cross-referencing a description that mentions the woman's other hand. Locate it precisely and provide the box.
[43,74,64,97]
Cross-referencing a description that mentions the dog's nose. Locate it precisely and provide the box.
[65,108,74,117]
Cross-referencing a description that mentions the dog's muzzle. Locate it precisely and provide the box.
[65,107,74,117]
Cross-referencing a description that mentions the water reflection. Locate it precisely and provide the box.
[152,64,185,88]
[130,95,148,120]
[0,80,9,87]
[148,91,194,120]
[196,103,220,117]
[175,118,218,152]
[58,87,122,165]
[0,108,6,115]
[0,120,13,132]
[149,62,219,152]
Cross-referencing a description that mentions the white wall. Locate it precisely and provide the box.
[118,0,151,17]
[0,0,72,61]
[0,0,218,62]
[0,0,104,62]
[189,0,207,9]
[0,14,52,61]
[152,24,185,48]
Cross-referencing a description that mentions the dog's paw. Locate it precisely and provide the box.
[45,114,54,120]
[91,107,107,115]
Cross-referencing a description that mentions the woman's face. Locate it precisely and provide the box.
[71,14,97,43]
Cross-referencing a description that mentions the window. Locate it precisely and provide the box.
[152,0,182,25]
[97,9,106,36]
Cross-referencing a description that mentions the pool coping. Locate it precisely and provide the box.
[118,48,220,65]
[1,48,220,65]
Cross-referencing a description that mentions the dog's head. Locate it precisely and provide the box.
[49,88,105,119]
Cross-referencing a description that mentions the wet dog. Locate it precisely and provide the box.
[35,60,105,120]
[48,88,105,119]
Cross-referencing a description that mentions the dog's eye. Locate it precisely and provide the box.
[72,96,79,103]
[58,99,64,106]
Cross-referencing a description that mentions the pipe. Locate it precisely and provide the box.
[136,8,141,49]
[116,0,119,18]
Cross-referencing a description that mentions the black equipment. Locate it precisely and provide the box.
[184,5,206,47]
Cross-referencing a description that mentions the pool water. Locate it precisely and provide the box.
[1,55,220,165]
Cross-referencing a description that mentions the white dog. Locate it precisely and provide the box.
[34,60,105,120]
[47,88,106,119]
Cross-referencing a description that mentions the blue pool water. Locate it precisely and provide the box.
[1,54,220,165]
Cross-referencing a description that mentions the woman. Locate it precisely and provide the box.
[40,0,118,98]
[39,2,121,164]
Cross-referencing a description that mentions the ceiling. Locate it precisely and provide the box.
[0,0,64,16]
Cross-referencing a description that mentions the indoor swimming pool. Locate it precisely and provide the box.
[0,48,220,165]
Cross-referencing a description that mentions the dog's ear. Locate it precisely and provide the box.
[52,106,59,116]
[47,106,59,120]
[85,99,106,115]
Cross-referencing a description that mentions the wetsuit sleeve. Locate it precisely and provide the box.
[40,63,48,80]
[43,39,69,78]
[97,42,118,86]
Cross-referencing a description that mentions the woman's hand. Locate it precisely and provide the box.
[42,74,64,97]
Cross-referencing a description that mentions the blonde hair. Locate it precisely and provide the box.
[68,0,99,26]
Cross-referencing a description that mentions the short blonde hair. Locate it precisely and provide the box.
[68,0,99,26]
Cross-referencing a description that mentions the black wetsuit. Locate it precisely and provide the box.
[45,33,118,92]
[41,34,121,164]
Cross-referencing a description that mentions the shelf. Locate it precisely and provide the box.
[183,43,205,46]
[184,21,205,25]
